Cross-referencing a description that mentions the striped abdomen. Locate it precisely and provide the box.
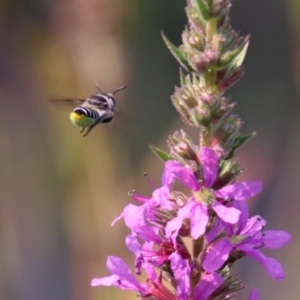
[70,107,113,127]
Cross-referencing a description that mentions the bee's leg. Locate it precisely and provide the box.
[83,115,107,137]
[80,127,85,133]
[83,125,95,137]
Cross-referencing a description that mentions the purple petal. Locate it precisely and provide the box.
[199,147,219,188]
[213,202,241,224]
[238,246,285,280]
[125,235,141,255]
[111,204,130,226]
[165,217,183,245]
[205,220,223,244]
[111,203,143,228]
[142,262,158,282]
[215,181,262,201]
[190,203,209,239]
[165,201,196,244]
[262,230,291,249]
[262,257,285,280]
[107,256,137,280]
[152,185,173,210]
[134,242,155,275]
[91,275,120,287]
[248,289,260,300]
[163,160,200,190]
[224,201,249,236]
[194,273,224,300]
[203,239,233,272]
[91,256,144,292]
[122,204,144,231]
[122,204,157,241]
[233,200,249,233]
[241,216,266,236]
[162,161,177,185]
[169,253,191,300]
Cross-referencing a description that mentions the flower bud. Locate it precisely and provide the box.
[168,130,200,166]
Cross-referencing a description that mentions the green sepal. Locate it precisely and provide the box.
[226,131,256,159]
[161,32,194,72]
[218,36,250,70]
[149,144,173,162]
[194,0,210,22]
[229,37,250,69]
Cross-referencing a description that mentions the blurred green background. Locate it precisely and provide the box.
[0,0,299,299]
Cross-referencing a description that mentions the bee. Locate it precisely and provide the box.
[52,84,126,137]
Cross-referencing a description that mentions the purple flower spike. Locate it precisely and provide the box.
[91,1,291,299]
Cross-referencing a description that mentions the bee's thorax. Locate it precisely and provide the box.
[85,93,116,110]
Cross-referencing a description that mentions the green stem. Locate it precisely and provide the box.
[205,17,217,44]
[200,125,212,147]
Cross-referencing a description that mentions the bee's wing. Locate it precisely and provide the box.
[49,98,85,108]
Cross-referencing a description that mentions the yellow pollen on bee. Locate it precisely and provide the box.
[70,111,84,122]
[70,111,86,127]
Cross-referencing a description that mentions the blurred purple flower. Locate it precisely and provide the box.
[248,289,260,300]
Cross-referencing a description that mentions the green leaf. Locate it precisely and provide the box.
[149,144,172,162]
[226,131,256,159]
[235,131,256,147]
[161,32,194,72]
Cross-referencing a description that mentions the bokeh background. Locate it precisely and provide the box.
[0,0,299,299]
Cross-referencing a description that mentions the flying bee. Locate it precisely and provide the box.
[51,84,126,137]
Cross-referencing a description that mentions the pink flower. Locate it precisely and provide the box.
[164,147,262,242]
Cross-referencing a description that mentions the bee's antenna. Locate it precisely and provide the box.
[112,85,126,95]
[94,82,103,93]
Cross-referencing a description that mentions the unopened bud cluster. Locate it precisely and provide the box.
[163,0,251,159]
